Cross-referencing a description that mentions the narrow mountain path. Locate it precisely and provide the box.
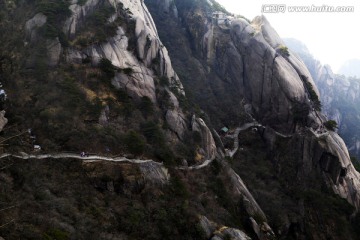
[0,152,162,165]
[0,152,216,170]
[227,122,262,158]
[0,121,295,171]
[179,122,262,170]
[177,158,216,170]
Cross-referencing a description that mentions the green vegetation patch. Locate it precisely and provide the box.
[303,78,322,111]
[278,45,290,57]
[324,120,338,131]
[36,0,71,39]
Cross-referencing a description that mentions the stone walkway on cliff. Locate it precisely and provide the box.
[0,121,299,172]
[226,122,262,158]
[0,152,162,165]
[0,151,217,171]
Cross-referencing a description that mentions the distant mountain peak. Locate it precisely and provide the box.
[338,58,360,77]
[283,38,311,55]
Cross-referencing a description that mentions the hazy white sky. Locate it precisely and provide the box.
[216,0,360,72]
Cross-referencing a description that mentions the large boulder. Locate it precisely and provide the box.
[212,227,251,240]
[165,109,187,139]
[46,38,62,67]
[63,0,102,38]
[138,161,170,185]
[25,13,47,42]
[226,165,267,221]
[198,216,251,240]
[199,215,217,238]
[318,132,360,208]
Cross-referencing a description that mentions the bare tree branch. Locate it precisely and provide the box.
[0,219,15,229]
[0,205,16,212]
[0,163,12,170]
[0,131,27,144]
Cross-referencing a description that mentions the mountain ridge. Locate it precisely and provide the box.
[0,0,360,239]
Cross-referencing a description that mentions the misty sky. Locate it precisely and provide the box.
[216,0,360,73]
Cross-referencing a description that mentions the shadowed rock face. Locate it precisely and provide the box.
[225,16,324,133]
[25,13,47,42]
[320,153,343,183]
[230,18,308,132]
[317,132,360,208]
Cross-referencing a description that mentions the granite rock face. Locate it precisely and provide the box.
[318,132,360,208]
[46,38,62,67]
[211,228,251,240]
[63,0,183,99]
[199,12,320,132]
[25,13,47,42]
[165,108,187,139]
[61,0,189,138]
[64,0,184,91]
[138,162,170,185]
[25,13,63,67]
[228,16,320,133]
[63,0,103,38]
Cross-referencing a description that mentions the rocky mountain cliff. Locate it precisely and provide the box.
[284,38,360,159]
[1,0,360,239]
[146,0,360,238]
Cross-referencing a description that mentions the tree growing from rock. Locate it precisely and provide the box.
[324,120,338,131]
